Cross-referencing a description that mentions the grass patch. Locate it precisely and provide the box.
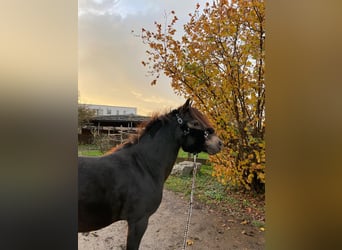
[165,165,226,204]
[78,144,103,156]
[78,150,103,156]
[165,164,265,227]
[164,176,191,194]
[251,220,265,228]
[177,149,208,160]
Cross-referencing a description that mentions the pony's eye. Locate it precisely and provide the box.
[193,121,200,127]
[188,120,200,128]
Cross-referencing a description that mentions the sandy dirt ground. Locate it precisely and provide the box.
[78,189,265,250]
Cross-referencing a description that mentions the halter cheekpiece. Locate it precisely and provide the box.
[175,112,211,139]
[175,113,191,136]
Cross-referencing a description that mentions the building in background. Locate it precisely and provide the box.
[78,103,149,146]
[79,103,137,116]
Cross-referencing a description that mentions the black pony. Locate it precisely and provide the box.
[78,99,222,250]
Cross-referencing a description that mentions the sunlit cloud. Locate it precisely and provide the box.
[131,90,179,106]
[79,0,160,18]
[130,90,143,98]
[79,0,120,16]
[79,0,206,115]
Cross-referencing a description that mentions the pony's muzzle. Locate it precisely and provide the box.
[205,136,223,155]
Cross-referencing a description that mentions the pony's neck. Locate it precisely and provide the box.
[132,121,181,182]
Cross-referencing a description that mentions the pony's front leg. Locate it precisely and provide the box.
[126,216,149,250]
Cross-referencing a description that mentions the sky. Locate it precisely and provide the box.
[78,0,207,115]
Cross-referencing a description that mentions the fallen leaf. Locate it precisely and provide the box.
[240,220,248,225]
[186,239,194,246]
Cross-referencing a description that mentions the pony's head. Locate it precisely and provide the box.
[173,99,223,155]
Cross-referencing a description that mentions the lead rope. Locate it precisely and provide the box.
[182,154,198,250]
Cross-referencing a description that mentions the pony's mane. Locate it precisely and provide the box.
[128,111,173,144]
[105,110,173,155]
[105,106,213,155]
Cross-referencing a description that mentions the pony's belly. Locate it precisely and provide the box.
[78,201,115,232]
[78,221,112,232]
[78,212,116,232]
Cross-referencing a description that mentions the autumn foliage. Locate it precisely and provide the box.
[141,0,265,193]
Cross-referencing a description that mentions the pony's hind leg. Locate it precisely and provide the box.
[126,216,149,250]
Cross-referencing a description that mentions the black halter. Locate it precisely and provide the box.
[175,113,212,139]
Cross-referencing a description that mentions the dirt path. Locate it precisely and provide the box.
[78,189,265,249]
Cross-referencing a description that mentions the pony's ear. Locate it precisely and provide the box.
[178,98,192,114]
[179,98,192,113]
[182,99,192,110]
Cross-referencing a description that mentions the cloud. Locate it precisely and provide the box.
[131,89,180,106]
[79,0,161,18]
[78,0,206,115]
[130,90,143,98]
[79,0,120,16]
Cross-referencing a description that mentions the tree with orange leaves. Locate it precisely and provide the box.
[141,0,265,193]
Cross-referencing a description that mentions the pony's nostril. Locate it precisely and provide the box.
[218,140,223,147]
